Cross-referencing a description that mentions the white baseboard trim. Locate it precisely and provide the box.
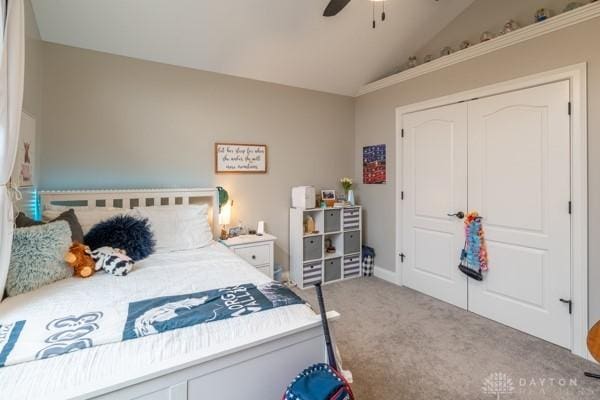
[373,265,398,285]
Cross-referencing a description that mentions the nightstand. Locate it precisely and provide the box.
[221,234,276,279]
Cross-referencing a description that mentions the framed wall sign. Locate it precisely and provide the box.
[215,143,268,173]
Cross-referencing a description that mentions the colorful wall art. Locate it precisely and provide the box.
[363,144,386,184]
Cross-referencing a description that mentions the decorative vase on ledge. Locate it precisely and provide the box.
[347,190,355,206]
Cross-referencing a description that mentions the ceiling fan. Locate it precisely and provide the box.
[323,0,388,28]
[323,0,352,17]
[323,0,439,22]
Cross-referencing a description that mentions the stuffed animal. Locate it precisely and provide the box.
[91,246,134,276]
[64,242,96,278]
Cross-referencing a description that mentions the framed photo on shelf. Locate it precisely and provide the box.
[321,190,336,200]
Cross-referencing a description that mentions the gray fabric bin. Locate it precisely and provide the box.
[344,231,360,254]
[324,209,341,233]
[303,236,322,261]
[324,257,342,282]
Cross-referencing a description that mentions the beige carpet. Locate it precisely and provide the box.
[293,278,600,399]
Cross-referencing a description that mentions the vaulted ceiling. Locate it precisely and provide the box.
[31,0,474,96]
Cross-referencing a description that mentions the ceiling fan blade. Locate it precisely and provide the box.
[323,0,351,17]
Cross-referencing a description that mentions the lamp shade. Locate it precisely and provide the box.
[219,201,231,225]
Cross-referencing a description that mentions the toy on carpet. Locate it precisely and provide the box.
[64,242,96,278]
[458,211,488,281]
[91,246,135,276]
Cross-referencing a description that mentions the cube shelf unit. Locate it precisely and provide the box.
[290,206,362,289]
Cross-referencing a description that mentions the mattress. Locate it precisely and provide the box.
[0,242,315,399]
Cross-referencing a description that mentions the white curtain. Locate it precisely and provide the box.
[0,0,25,296]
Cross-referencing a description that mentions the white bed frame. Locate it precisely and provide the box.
[38,188,339,400]
[39,188,222,238]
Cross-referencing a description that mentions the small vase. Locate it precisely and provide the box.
[347,190,355,206]
[440,46,454,56]
[407,56,418,69]
[480,31,494,42]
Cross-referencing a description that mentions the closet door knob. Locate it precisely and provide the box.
[447,211,465,219]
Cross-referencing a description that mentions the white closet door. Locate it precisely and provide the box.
[402,103,468,309]
[467,81,571,348]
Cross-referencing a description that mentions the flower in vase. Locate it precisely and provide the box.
[340,177,353,192]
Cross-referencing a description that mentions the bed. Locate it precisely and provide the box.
[0,188,338,400]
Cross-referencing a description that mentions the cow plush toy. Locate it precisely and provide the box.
[91,246,135,276]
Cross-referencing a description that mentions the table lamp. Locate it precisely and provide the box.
[219,200,232,240]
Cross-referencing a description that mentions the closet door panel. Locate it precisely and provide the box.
[467,81,571,348]
[402,103,468,309]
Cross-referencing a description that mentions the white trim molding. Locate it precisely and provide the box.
[373,265,398,285]
[394,64,588,360]
[357,2,600,96]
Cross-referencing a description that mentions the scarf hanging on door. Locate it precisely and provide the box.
[458,212,488,280]
[465,212,488,271]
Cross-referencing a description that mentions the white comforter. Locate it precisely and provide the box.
[0,243,315,400]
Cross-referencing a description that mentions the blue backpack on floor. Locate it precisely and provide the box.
[284,363,352,400]
[283,283,354,400]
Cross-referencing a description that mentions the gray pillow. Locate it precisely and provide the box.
[6,221,73,297]
[15,209,84,243]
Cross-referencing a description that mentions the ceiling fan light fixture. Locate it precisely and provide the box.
[372,1,376,29]
[323,0,388,27]
[370,0,386,28]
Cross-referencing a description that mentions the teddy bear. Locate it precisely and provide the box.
[64,242,96,278]
[90,246,135,276]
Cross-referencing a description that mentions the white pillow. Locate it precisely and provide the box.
[42,207,127,235]
[133,205,213,253]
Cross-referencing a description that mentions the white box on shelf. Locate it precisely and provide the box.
[292,186,315,209]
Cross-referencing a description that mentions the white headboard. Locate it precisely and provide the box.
[39,188,220,238]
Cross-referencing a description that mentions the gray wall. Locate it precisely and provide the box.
[355,15,600,325]
[23,0,43,127]
[18,0,44,211]
[39,43,355,270]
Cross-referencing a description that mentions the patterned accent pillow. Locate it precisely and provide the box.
[6,221,73,297]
